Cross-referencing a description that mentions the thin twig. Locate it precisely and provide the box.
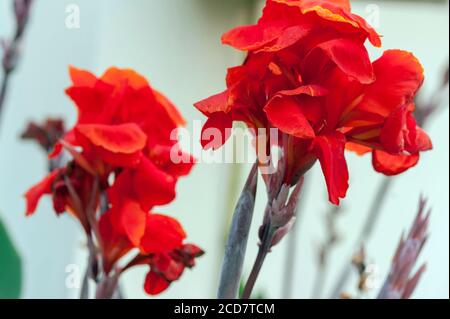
[312,205,341,299]
[217,162,258,299]
[0,72,11,119]
[0,0,34,123]
[242,217,275,299]
[80,235,96,299]
[281,222,299,299]
[330,157,395,299]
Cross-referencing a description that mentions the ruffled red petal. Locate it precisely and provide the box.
[372,150,420,176]
[313,133,349,205]
[24,169,61,216]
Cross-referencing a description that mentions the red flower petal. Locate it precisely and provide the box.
[101,67,149,90]
[312,38,375,84]
[119,200,147,247]
[411,127,433,153]
[222,20,289,51]
[380,105,432,155]
[76,123,147,154]
[359,50,424,118]
[297,1,381,47]
[313,133,349,205]
[345,141,372,156]
[109,157,177,211]
[257,24,312,52]
[380,105,408,154]
[99,211,133,274]
[201,112,233,150]
[24,169,61,216]
[153,90,186,127]
[65,86,107,124]
[68,66,97,87]
[153,254,185,281]
[265,86,325,139]
[194,90,231,116]
[373,150,420,176]
[140,214,186,255]
[144,271,170,295]
[149,145,195,178]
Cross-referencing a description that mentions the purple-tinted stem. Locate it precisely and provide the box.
[0,0,34,124]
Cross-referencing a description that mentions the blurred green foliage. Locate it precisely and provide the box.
[0,217,22,299]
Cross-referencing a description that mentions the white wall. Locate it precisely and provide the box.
[0,0,101,298]
[0,0,448,299]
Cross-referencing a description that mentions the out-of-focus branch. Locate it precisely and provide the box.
[217,163,258,299]
[330,63,448,299]
[415,65,449,127]
[0,0,34,123]
[378,197,430,299]
[312,205,342,299]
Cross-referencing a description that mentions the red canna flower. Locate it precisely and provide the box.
[143,244,204,295]
[24,67,202,297]
[26,66,194,217]
[99,203,204,295]
[195,0,432,205]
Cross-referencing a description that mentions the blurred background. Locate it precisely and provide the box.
[0,0,448,299]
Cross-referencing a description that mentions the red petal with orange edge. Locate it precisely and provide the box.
[76,123,147,154]
[101,67,149,90]
[68,66,97,87]
[221,21,288,51]
[140,214,186,255]
[299,1,381,47]
[359,50,424,117]
[119,200,147,247]
[346,142,372,156]
[24,169,61,216]
[154,90,186,127]
[144,271,170,295]
[373,150,420,176]
[313,133,349,205]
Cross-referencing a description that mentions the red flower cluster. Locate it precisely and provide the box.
[25,67,202,295]
[195,0,432,204]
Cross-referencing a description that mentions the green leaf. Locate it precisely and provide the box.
[0,217,22,298]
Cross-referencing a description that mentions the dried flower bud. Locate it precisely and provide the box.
[21,118,66,152]
[271,217,296,247]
